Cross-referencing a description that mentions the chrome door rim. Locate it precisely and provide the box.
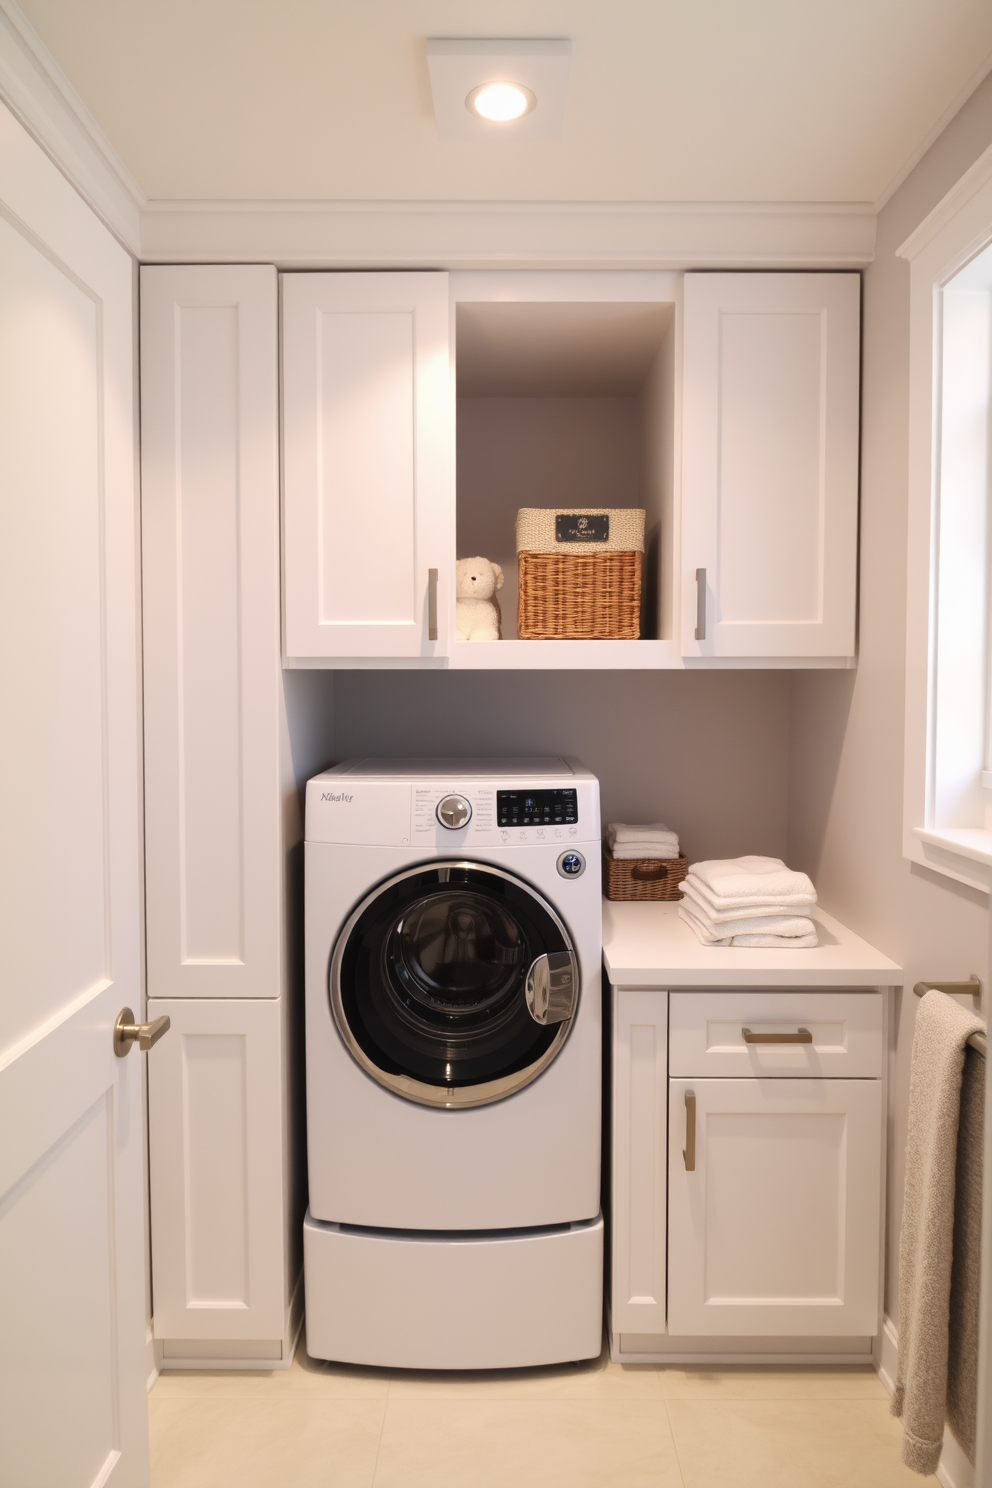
[329,860,579,1109]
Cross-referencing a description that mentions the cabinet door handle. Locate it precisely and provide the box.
[694,568,706,641]
[741,1026,813,1044]
[427,568,438,641]
[683,1091,696,1171]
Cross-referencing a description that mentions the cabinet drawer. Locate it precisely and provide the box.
[670,991,882,1078]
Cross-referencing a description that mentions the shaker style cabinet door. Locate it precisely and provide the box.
[140,265,283,1000]
[282,272,452,660]
[668,1078,881,1336]
[611,990,668,1335]
[146,998,291,1352]
[682,272,860,661]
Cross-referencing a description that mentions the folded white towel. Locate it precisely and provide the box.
[609,844,681,860]
[607,823,677,843]
[681,880,812,924]
[680,899,816,940]
[684,856,816,911]
[731,930,819,948]
[679,904,818,949]
[679,904,732,945]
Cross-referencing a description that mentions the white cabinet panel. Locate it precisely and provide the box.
[611,990,667,1334]
[282,272,452,659]
[147,999,287,1343]
[140,265,283,998]
[668,1078,881,1336]
[669,991,882,1078]
[682,272,859,659]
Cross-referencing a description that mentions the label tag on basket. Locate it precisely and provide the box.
[555,513,609,543]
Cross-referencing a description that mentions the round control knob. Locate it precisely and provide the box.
[436,794,472,830]
[557,850,586,878]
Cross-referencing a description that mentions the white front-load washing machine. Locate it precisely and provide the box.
[303,757,604,1369]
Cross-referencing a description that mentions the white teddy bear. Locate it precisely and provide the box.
[455,556,504,641]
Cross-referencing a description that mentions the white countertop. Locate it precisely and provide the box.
[602,900,902,988]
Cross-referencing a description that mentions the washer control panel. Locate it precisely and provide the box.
[436,794,472,830]
[497,789,578,828]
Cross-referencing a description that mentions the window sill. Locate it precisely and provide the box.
[911,828,992,893]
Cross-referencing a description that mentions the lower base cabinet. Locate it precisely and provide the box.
[147,997,303,1367]
[667,1077,881,1336]
[610,985,884,1359]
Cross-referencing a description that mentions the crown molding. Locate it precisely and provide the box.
[0,0,143,253]
[139,196,876,270]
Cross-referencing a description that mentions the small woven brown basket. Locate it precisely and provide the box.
[518,551,642,640]
[603,847,688,902]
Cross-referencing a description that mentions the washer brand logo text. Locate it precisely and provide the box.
[320,791,354,803]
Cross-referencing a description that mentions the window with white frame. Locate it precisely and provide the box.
[902,145,992,893]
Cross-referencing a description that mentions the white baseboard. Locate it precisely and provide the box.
[873,1315,975,1488]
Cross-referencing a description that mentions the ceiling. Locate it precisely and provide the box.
[17,0,992,206]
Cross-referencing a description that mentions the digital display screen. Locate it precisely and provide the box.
[496,788,578,827]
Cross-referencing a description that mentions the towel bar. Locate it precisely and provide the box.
[913,980,987,1058]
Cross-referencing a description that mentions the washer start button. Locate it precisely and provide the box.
[436,794,472,830]
[556,850,586,878]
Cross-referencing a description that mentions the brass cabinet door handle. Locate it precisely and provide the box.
[427,568,438,641]
[694,568,706,641]
[683,1091,696,1171]
[114,1007,171,1057]
[742,1026,813,1045]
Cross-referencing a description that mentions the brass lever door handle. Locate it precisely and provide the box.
[114,1007,171,1058]
[742,1027,812,1045]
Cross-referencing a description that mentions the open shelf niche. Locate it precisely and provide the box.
[453,294,680,669]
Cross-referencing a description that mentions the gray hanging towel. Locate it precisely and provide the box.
[892,989,985,1475]
[945,1042,985,1465]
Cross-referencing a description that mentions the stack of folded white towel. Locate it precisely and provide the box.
[679,856,818,947]
[606,823,681,860]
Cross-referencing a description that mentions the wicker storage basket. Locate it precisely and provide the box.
[603,846,689,902]
[516,508,645,641]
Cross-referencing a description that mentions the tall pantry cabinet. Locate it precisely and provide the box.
[140,266,303,1367]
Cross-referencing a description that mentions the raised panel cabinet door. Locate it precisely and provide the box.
[140,266,283,999]
[668,1078,881,1336]
[147,998,288,1346]
[282,271,452,659]
[682,272,860,660]
[0,102,148,1486]
[611,990,668,1335]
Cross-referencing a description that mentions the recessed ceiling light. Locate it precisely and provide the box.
[466,82,536,123]
[426,39,571,141]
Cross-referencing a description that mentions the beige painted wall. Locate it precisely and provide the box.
[333,669,790,865]
[788,74,992,1325]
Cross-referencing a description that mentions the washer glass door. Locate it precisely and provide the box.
[331,862,578,1108]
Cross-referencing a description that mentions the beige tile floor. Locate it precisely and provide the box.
[150,1331,937,1488]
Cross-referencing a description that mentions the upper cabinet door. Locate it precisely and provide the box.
[682,273,860,661]
[282,272,452,660]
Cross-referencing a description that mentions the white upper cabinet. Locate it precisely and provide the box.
[282,272,452,660]
[141,265,284,999]
[681,272,860,661]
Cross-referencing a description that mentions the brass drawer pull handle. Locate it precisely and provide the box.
[742,1026,813,1045]
[683,1091,696,1171]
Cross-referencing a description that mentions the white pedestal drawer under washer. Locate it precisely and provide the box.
[303,757,604,1369]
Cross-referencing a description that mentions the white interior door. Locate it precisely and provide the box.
[0,103,149,1485]
[281,271,452,659]
[668,1077,881,1337]
[681,271,860,660]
